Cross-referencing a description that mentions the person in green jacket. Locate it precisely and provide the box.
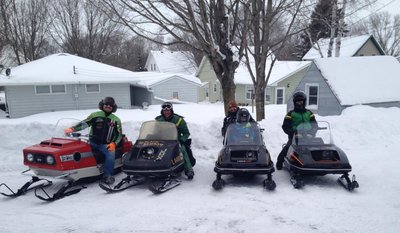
[276,91,317,170]
[155,102,194,180]
[64,96,122,184]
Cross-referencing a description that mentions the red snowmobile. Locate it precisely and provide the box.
[0,119,132,201]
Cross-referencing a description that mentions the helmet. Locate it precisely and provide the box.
[236,108,251,123]
[292,90,306,103]
[98,96,117,112]
[161,102,173,110]
[292,91,306,111]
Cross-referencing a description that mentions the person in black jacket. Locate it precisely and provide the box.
[276,91,317,170]
[221,100,255,137]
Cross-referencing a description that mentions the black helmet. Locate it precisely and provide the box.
[292,91,306,111]
[236,108,251,123]
[293,91,306,103]
[98,96,117,112]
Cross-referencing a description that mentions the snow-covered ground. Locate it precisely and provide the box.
[0,103,399,233]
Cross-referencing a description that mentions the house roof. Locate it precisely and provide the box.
[303,35,385,60]
[314,56,400,105]
[145,50,198,75]
[234,60,311,85]
[0,53,200,87]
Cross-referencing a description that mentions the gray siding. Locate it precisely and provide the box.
[5,83,131,118]
[288,63,343,116]
[150,76,199,103]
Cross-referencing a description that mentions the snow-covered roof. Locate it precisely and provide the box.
[0,53,200,87]
[136,73,201,87]
[314,56,400,105]
[303,35,382,60]
[234,60,311,86]
[145,50,197,75]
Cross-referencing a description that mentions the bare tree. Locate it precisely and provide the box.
[243,0,304,120]
[353,11,400,56]
[101,0,251,114]
[0,0,52,64]
[50,0,124,61]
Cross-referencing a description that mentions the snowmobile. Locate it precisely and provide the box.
[212,122,276,191]
[282,121,359,191]
[99,120,186,194]
[0,119,132,201]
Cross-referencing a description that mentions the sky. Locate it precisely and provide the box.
[0,103,399,233]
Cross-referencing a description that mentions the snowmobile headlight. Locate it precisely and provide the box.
[146,147,155,155]
[246,151,255,158]
[46,155,55,165]
[26,153,34,162]
[322,150,333,159]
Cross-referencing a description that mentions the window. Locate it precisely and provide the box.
[265,87,272,103]
[35,85,50,94]
[213,83,217,92]
[35,85,66,95]
[173,92,179,99]
[51,85,66,93]
[246,85,254,100]
[86,84,100,93]
[305,84,319,109]
[205,86,209,98]
[276,88,284,104]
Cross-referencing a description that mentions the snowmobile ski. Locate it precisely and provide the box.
[338,174,359,191]
[149,178,181,194]
[99,175,145,193]
[34,181,86,202]
[0,176,52,197]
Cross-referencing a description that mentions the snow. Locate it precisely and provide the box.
[314,56,400,105]
[0,103,399,232]
[303,35,372,60]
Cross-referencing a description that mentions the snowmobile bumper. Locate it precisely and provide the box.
[285,161,352,175]
[214,163,274,175]
[122,162,184,177]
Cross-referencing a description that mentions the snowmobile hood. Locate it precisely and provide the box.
[24,138,86,153]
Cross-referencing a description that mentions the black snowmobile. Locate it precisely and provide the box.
[212,122,276,190]
[99,120,188,194]
[282,121,359,191]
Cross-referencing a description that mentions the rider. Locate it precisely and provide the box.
[155,102,195,180]
[276,91,317,170]
[64,97,122,184]
[221,100,255,137]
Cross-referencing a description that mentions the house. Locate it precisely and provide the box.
[288,56,400,116]
[145,50,198,75]
[302,35,386,60]
[195,56,310,105]
[134,73,201,106]
[0,53,201,118]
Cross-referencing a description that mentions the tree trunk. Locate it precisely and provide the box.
[254,84,265,121]
[328,0,337,57]
[335,0,347,57]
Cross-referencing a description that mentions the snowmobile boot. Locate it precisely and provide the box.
[185,170,194,180]
[276,161,283,170]
[102,176,115,185]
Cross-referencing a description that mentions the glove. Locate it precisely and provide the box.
[64,127,74,134]
[107,142,116,151]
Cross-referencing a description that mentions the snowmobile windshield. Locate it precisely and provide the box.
[138,120,178,141]
[293,121,332,146]
[53,118,90,140]
[225,122,262,146]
